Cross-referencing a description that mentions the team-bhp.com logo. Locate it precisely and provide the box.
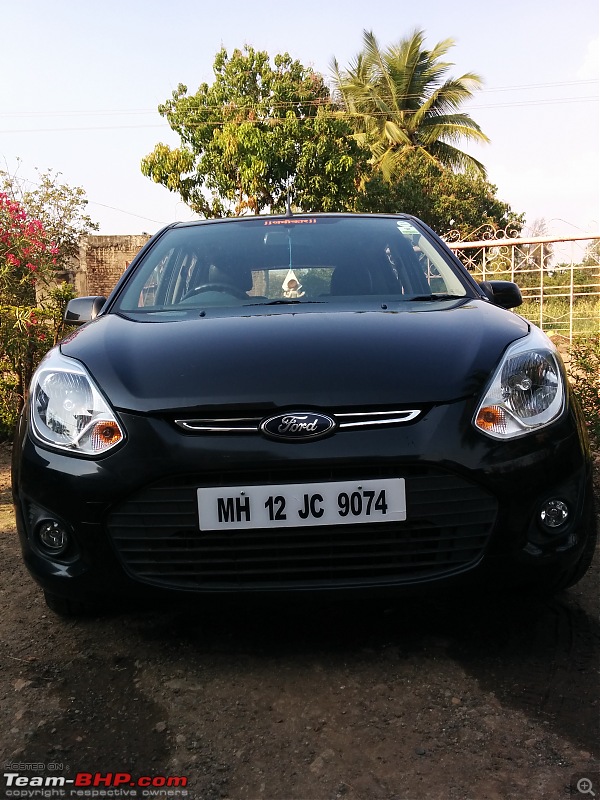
[3,771,188,797]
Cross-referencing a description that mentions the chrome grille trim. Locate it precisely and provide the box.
[336,410,421,428]
[175,417,261,432]
[175,409,422,433]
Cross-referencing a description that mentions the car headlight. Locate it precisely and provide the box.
[30,350,124,455]
[474,328,565,439]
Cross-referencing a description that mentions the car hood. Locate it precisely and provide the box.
[60,302,529,413]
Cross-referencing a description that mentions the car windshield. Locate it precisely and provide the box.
[114,215,470,313]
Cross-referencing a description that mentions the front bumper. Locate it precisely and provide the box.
[12,397,594,605]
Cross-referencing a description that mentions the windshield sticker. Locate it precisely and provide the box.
[396,221,419,235]
[263,218,317,225]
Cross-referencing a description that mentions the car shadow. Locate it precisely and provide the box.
[128,579,599,755]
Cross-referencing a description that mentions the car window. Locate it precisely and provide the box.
[115,216,470,312]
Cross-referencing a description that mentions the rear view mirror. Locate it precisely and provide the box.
[479,281,522,309]
[64,296,107,325]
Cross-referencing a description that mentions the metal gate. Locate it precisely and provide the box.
[447,230,600,340]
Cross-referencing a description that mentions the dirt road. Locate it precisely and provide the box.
[1,442,598,800]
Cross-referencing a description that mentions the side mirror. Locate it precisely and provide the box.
[64,296,107,326]
[479,280,522,309]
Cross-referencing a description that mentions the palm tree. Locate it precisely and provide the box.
[332,29,490,182]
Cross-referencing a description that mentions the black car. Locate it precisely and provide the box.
[11,213,597,615]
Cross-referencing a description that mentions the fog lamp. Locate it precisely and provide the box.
[37,520,69,554]
[539,500,569,530]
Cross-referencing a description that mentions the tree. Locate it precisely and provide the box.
[1,192,56,431]
[141,46,368,217]
[0,165,99,269]
[332,29,489,182]
[355,150,524,238]
[0,168,96,436]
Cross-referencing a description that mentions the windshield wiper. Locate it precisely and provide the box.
[408,293,465,302]
[245,299,325,306]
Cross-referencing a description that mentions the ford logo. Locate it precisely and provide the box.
[260,412,336,442]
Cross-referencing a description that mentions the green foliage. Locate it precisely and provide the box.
[354,150,524,237]
[567,335,600,444]
[0,170,94,440]
[332,29,489,182]
[0,283,76,438]
[142,46,368,216]
[330,31,522,235]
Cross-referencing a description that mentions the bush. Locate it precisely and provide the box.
[0,282,76,441]
[567,335,600,446]
[0,190,76,441]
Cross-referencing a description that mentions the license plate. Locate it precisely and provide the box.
[197,478,406,531]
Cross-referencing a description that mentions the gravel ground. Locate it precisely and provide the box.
[0,442,598,800]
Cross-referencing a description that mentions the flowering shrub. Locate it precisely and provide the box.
[0,192,75,437]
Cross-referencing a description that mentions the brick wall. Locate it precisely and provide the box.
[76,235,151,297]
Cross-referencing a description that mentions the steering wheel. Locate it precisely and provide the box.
[182,283,248,301]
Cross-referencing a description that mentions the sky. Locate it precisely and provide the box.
[1,0,598,239]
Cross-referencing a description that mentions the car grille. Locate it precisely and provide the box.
[106,466,498,591]
[174,407,422,432]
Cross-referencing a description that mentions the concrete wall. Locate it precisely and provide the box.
[75,235,151,297]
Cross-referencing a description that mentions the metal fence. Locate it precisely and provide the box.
[446,229,600,341]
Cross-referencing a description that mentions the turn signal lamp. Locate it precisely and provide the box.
[90,421,123,451]
[475,405,507,435]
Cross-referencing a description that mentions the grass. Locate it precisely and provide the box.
[461,258,599,338]
[0,444,14,531]
[520,296,600,336]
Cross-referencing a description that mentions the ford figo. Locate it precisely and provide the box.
[11,214,597,614]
